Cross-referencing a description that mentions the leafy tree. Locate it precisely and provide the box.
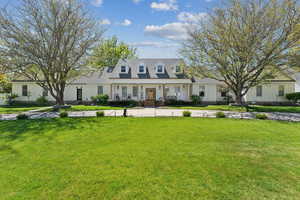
[0,74,11,93]
[89,36,137,69]
[182,0,300,105]
[0,0,103,105]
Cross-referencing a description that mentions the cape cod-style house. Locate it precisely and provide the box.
[11,58,297,105]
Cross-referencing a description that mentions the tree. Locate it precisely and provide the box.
[288,24,300,68]
[182,0,300,105]
[89,36,137,69]
[0,0,103,105]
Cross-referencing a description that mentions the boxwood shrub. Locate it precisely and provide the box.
[216,111,226,118]
[16,114,29,120]
[286,92,300,103]
[255,113,268,120]
[96,111,105,117]
[108,100,138,107]
[182,111,191,117]
[59,111,68,118]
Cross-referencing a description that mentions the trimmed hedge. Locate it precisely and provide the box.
[96,111,105,117]
[286,92,300,103]
[59,112,68,118]
[255,113,268,120]
[108,100,138,107]
[182,111,191,117]
[16,114,29,120]
[91,94,109,105]
[165,99,195,106]
[216,112,226,118]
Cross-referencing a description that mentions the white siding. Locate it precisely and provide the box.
[192,84,217,102]
[245,83,294,102]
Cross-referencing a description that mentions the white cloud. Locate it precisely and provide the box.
[99,19,111,25]
[91,0,103,7]
[177,12,208,23]
[132,0,142,4]
[150,0,178,11]
[144,22,193,41]
[130,41,179,48]
[121,19,132,26]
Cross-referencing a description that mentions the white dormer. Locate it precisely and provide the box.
[120,65,129,73]
[138,64,146,74]
[156,64,165,74]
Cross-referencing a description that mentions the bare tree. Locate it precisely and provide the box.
[182,0,300,105]
[0,0,103,105]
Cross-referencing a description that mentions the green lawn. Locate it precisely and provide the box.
[164,105,300,113]
[0,106,48,114]
[1,118,300,200]
[63,105,124,112]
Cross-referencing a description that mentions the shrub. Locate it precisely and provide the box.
[256,113,268,120]
[165,99,194,106]
[6,93,18,105]
[191,95,202,105]
[286,92,300,103]
[36,96,49,106]
[59,111,68,118]
[108,100,138,107]
[16,114,28,120]
[96,111,105,117]
[91,94,109,105]
[216,111,226,118]
[183,111,191,117]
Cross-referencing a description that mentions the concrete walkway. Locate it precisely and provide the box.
[1,108,300,122]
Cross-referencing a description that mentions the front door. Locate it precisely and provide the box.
[146,88,156,100]
[77,88,82,101]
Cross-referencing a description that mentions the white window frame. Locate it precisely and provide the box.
[156,64,165,74]
[132,86,138,97]
[138,64,146,74]
[97,86,103,95]
[175,65,181,73]
[256,86,263,97]
[278,85,285,97]
[120,66,128,73]
[199,85,205,97]
[122,86,127,99]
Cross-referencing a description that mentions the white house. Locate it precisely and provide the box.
[11,58,296,105]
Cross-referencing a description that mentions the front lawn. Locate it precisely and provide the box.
[63,105,124,111]
[164,105,300,113]
[1,118,300,199]
[0,106,48,114]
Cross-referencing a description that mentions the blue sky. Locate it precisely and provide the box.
[2,0,221,58]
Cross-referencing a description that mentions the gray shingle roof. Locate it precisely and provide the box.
[109,58,189,79]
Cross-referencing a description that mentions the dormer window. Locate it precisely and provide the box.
[120,66,128,73]
[156,65,164,73]
[139,65,145,73]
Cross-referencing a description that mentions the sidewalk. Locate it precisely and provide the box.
[1,108,300,122]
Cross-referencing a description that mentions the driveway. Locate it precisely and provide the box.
[1,108,300,122]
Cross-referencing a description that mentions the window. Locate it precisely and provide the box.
[139,65,145,73]
[175,66,181,73]
[121,66,127,73]
[97,86,103,95]
[256,86,262,97]
[133,86,138,97]
[278,85,285,97]
[42,88,48,97]
[77,88,82,101]
[122,86,127,99]
[199,86,205,97]
[22,85,28,96]
[221,91,227,97]
[175,86,181,98]
[156,65,164,73]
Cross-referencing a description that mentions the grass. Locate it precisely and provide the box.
[164,105,300,113]
[0,117,300,199]
[0,106,48,114]
[63,105,124,111]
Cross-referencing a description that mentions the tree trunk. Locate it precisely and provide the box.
[55,90,65,105]
[234,90,244,106]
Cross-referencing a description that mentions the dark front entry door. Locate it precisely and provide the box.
[146,88,156,100]
[77,88,82,101]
